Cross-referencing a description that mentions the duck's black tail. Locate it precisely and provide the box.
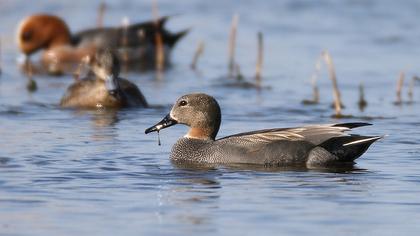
[126,16,188,47]
[167,29,189,47]
[319,135,382,162]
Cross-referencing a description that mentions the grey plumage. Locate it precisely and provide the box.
[171,123,380,166]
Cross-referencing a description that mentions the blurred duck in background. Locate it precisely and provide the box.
[60,48,148,109]
[17,14,188,75]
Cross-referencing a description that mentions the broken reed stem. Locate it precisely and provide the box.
[121,17,129,49]
[121,16,130,73]
[152,0,160,23]
[235,63,244,81]
[322,50,343,116]
[73,62,83,81]
[190,40,205,70]
[154,32,164,77]
[97,2,106,28]
[408,76,415,103]
[25,58,33,79]
[302,56,322,105]
[311,56,322,103]
[73,56,90,81]
[121,17,130,71]
[358,82,367,111]
[255,32,264,87]
[396,71,404,104]
[25,57,37,92]
[228,14,239,78]
[0,37,2,75]
[152,0,164,76]
[359,83,366,104]
[313,85,320,103]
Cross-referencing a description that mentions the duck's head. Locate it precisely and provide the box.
[17,14,72,55]
[90,48,121,95]
[145,93,221,140]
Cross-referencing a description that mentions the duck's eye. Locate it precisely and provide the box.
[21,31,33,42]
[179,100,187,106]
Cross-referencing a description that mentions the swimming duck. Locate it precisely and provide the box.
[60,48,148,109]
[17,14,187,73]
[145,93,381,167]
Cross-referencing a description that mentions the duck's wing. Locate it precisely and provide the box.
[216,123,380,164]
[217,123,372,146]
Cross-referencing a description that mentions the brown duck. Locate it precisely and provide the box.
[60,49,148,109]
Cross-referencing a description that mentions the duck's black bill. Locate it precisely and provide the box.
[145,114,178,134]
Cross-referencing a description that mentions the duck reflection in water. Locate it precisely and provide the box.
[70,108,119,141]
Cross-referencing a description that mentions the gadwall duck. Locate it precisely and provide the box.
[145,93,381,167]
[17,14,187,73]
[60,48,147,109]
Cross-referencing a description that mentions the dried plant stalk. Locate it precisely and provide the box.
[0,37,2,75]
[152,0,164,75]
[97,2,106,28]
[302,56,322,105]
[190,40,205,70]
[121,17,130,70]
[322,51,343,116]
[255,32,264,87]
[395,71,404,104]
[228,14,239,78]
[408,76,415,103]
[235,63,244,81]
[73,55,90,81]
[311,57,322,103]
[25,57,37,92]
[358,82,367,111]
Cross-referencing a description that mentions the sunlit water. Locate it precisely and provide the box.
[1,0,420,235]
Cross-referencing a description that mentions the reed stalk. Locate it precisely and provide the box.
[228,14,239,78]
[97,2,106,28]
[25,58,37,92]
[408,76,415,103]
[190,40,205,70]
[312,57,322,103]
[255,32,264,87]
[322,50,343,116]
[0,37,2,75]
[73,55,90,81]
[152,0,164,78]
[358,82,367,111]
[395,71,404,105]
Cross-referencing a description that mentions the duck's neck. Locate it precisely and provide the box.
[185,127,216,141]
[185,111,221,141]
[48,31,72,48]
